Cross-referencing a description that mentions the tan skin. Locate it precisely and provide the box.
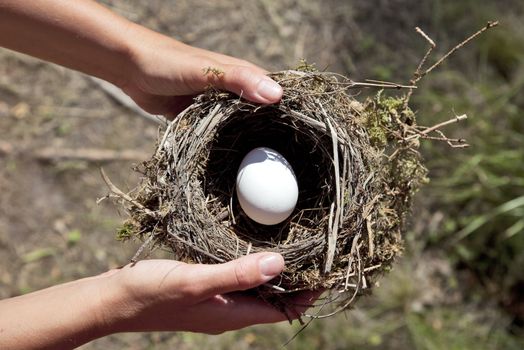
[0,1,317,349]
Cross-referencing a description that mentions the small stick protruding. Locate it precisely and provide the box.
[421,21,499,79]
[404,21,499,108]
[407,114,468,140]
[100,168,158,218]
[404,26,436,107]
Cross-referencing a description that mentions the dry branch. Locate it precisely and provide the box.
[0,142,149,162]
[34,148,150,162]
[421,21,499,78]
[89,76,168,125]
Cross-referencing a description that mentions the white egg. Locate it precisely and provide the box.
[236,147,299,225]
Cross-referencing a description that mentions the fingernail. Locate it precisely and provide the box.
[256,79,283,102]
[259,254,284,278]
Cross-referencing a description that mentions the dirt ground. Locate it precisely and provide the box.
[1,1,523,349]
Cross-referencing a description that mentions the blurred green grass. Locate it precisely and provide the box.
[413,4,524,326]
[401,3,524,349]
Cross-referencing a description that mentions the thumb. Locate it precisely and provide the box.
[207,65,283,104]
[183,252,284,302]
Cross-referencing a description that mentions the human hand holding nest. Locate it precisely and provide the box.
[120,31,284,117]
[100,253,315,334]
[0,0,283,119]
[0,252,318,349]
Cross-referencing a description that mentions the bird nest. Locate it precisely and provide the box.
[113,67,433,316]
[107,22,498,318]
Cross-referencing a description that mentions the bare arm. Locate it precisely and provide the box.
[0,274,110,349]
[0,0,136,87]
[0,0,283,116]
[0,253,299,350]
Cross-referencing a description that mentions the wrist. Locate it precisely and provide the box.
[117,22,167,90]
[90,269,134,336]
[117,22,188,93]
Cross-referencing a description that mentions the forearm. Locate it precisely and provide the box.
[0,255,296,348]
[0,273,116,350]
[0,0,282,115]
[0,0,148,87]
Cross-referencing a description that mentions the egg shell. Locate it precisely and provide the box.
[236,147,299,225]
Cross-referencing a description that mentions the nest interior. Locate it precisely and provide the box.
[120,68,428,313]
[205,106,335,243]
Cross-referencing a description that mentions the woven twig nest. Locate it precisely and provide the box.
[119,68,428,315]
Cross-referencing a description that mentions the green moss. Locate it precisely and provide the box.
[296,58,317,72]
[358,91,429,266]
[392,152,429,189]
[363,92,415,148]
[116,222,136,241]
[363,91,428,205]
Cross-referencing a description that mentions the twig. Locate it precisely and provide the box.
[420,21,499,79]
[404,21,498,108]
[264,283,286,292]
[34,148,150,162]
[324,116,341,273]
[434,130,469,148]
[167,231,225,263]
[353,81,417,89]
[418,134,468,147]
[407,114,468,140]
[406,113,469,148]
[366,218,374,258]
[361,195,381,259]
[415,26,436,48]
[305,235,363,319]
[0,143,149,162]
[100,168,157,217]
[419,114,467,136]
[131,232,156,263]
[344,264,382,278]
[404,26,436,107]
[89,76,167,125]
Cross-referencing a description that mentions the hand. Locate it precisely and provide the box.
[121,29,283,117]
[100,253,315,334]
[0,0,283,120]
[0,252,318,349]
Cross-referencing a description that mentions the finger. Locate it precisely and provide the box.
[209,64,283,104]
[180,252,284,302]
[288,289,324,310]
[196,293,290,332]
[280,289,325,320]
[181,58,282,102]
[145,294,289,333]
